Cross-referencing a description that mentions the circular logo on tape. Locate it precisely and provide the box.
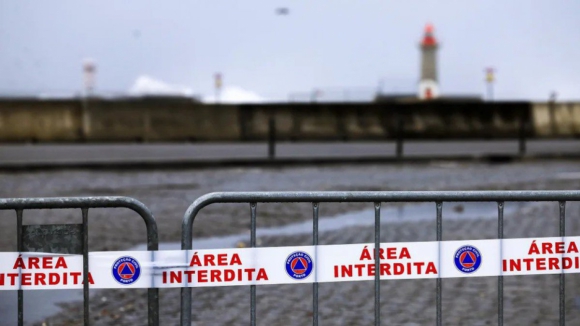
[454,245,482,274]
[285,251,313,280]
[112,256,141,285]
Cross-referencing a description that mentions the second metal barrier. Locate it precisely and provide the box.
[180,190,580,326]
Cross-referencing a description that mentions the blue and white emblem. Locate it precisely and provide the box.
[285,251,313,280]
[454,245,482,274]
[112,256,141,285]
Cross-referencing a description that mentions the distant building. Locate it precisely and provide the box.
[375,24,481,103]
[419,23,439,100]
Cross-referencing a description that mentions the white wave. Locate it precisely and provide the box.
[203,86,266,104]
[129,75,194,97]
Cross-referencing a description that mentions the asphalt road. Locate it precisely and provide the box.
[0,140,579,168]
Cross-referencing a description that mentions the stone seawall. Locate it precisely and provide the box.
[0,98,577,142]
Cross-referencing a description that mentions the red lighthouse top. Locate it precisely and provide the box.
[421,23,437,47]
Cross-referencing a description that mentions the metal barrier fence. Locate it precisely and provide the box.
[0,196,159,326]
[180,190,580,326]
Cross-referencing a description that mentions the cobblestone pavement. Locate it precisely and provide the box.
[1,160,580,325]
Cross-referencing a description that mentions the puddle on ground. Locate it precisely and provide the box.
[0,289,84,326]
[131,201,539,251]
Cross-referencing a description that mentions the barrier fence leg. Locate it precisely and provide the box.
[82,208,89,325]
[560,201,566,326]
[374,202,381,326]
[16,209,23,326]
[313,203,319,326]
[250,203,257,326]
[436,202,442,326]
[148,288,159,326]
[498,202,504,326]
[180,287,191,326]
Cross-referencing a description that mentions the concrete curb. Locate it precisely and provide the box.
[1,153,580,171]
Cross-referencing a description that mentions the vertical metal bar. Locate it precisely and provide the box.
[268,117,276,160]
[148,214,160,326]
[518,109,526,156]
[250,203,257,326]
[81,97,90,141]
[436,201,442,326]
[498,201,504,326]
[313,202,319,326]
[374,202,381,326]
[560,201,566,326]
[82,208,89,325]
[549,99,557,135]
[16,209,23,326]
[142,107,148,142]
[396,114,404,159]
[149,271,159,326]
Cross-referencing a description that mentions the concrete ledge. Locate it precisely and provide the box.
[1,151,579,171]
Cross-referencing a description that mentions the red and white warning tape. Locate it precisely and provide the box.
[1,236,578,290]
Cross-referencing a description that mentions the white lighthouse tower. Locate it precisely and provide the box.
[418,23,439,100]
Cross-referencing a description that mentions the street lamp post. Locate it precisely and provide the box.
[485,67,495,101]
[81,58,96,141]
[214,73,222,104]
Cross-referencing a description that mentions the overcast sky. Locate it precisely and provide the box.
[1,1,579,101]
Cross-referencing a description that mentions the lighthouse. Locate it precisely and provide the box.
[418,23,439,100]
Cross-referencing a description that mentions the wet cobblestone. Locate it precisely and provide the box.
[1,160,580,325]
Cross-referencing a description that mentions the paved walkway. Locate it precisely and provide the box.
[0,140,579,168]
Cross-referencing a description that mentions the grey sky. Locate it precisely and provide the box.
[1,1,579,100]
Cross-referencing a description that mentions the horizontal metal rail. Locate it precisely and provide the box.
[181,190,580,325]
[0,196,159,326]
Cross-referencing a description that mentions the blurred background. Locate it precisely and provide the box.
[1,1,580,325]
[1,1,579,101]
[0,0,579,165]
